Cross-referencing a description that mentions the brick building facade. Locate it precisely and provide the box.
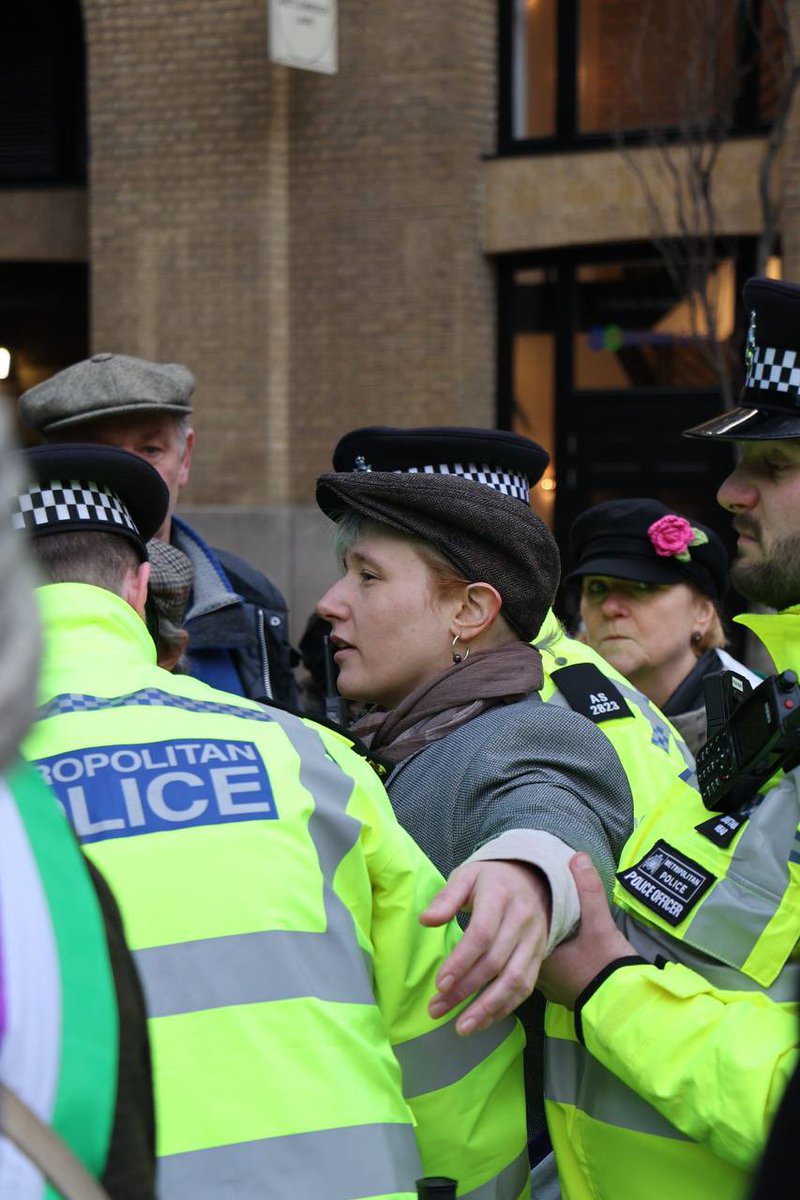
[2,1,800,630]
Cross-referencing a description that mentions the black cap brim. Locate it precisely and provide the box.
[23,443,169,560]
[684,405,800,441]
[565,554,693,588]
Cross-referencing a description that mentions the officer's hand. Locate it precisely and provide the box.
[537,853,637,1010]
[420,859,551,1036]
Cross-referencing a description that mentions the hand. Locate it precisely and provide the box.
[420,859,551,1036]
[537,853,637,1010]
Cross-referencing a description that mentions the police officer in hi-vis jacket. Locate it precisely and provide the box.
[15,442,529,1200]
[539,276,800,1200]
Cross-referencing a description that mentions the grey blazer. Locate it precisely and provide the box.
[385,691,635,1149]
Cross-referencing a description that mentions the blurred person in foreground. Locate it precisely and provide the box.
[0,408,155,1198]
[538,276,800,1200]
[19,352,297,704]
[16,442,528,1200]
[315,427,638,1190]
[568,497,760,754]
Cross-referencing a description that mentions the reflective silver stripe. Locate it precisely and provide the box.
[158,1122,422,1200]
[461,1147,531,1200]
[137,708,376,1020]
[136,929,374,1017]
[683,771,800,968]
[545,1036,691,1142]
[613,676,697,779]
[395,1014,518,1096]
[617,909,800,1002]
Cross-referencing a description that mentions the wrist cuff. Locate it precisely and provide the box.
[574,956,648,1045]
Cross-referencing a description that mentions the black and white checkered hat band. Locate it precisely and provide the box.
[11,479,139,536]
[745,344,800,396]
[399,462,530,502]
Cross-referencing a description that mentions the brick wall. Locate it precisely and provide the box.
[84,1,497,508]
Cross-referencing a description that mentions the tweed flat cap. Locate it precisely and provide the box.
[316,469,560,641]
[19,353,195,434]
[147,539,193,627]
[567,498,728,602]
[14,444,169,562]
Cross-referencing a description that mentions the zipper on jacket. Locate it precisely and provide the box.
[257,609,274,700]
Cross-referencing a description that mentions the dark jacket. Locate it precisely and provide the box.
[172,517,298,706]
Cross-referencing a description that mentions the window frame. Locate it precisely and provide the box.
[497,0,771,156]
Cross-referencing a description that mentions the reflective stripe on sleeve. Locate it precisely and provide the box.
[136,928,375,1017]
[157,1122,422,1200]
[395,1015,518,1097]
[545,1037,691,1142]
[460,1147,531,1199]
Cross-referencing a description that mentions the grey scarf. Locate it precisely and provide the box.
[352,640,543,763]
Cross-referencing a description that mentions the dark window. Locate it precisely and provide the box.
[500,0,788,151]
[0,2,87,185]
[497,244,753,544]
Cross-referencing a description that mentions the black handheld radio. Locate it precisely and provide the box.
[696,669,800,812]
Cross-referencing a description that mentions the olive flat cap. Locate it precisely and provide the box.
[316,469,560,641]
[19,353,195,434]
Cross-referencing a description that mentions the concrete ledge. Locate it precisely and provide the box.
[482,137,769,254]
[0,189,87,262]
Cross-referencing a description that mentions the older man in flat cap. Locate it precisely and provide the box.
[19,353,297,705]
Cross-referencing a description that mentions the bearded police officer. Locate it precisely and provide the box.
[15,443,529,1200]
[539,276,800,1200]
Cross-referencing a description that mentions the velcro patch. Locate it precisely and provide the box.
[34,739,277,845]
[550,663,632,723]
[695,810,748,848]
[617,840,715,926]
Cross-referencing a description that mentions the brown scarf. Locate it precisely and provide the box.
[352,640,543,764]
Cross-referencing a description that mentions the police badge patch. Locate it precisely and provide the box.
[617,839,716,926]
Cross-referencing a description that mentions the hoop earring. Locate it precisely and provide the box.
[452,634,470,664]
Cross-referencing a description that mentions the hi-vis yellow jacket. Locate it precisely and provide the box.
[544,608,800,1200]
[24,583,529,1200]
[536,611,697,825]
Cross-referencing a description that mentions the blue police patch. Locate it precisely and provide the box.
[34,739,277,845]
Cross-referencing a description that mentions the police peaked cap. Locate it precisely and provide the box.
[332,426,550,499]
[318,425,559,642]
[567,497,729,603]
[13,444,169,562]
[685,276,800,440]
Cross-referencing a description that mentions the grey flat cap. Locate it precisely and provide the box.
[18,353,195,434]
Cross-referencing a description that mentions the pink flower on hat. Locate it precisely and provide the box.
[647,515,708,562]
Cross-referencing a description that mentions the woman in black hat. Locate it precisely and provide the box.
[316,426,634,1178]
[567,498,760,754]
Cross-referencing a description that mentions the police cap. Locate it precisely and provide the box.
[12,444,169,562]
[685,277,800,441]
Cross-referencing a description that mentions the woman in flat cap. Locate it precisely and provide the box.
[567,498,760,755]
[316,426,634,1177]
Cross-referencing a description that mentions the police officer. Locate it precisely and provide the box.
[15,444,528,1200]
[538,276,800,1199]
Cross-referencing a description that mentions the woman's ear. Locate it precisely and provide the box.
[694,594,716,639]
[450,582,504,645]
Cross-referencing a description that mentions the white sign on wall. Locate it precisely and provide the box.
[268,0,338,75]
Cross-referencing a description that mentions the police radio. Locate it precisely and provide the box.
[697,669,800,812]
